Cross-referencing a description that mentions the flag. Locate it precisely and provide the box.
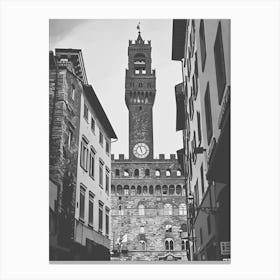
[137,22,140,30]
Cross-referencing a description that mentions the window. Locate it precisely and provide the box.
[138,204,145,215]
[169,185,175,195]
[139,82,143,87]
[192,131,197,163]
[79,185,86,221]
[71,84,75,100]
[179,204,187,215]
[176,169,182,176]
[181,240,187,250]
[106,141,110,155]
[98,201,104,233]
[162,185,168,195]
[200,164,205,195]
[155,169,160,176]
[99,160,104,187]
[134,169,139,177]
[197,111,202,146]
[111,185,115,194]
[189,95,194,120]
[105,167,110,193]
[135,69,140,74]
[137,185,142,195]
[199,20,206,72]
[207,215,211,235]
[165,224,172,232]
[140,225,145,234]
[164,204,172,215]
[142,69,146,74]
[124,185,129,195]
[145,169,150,176]
[147,82,151,88]
[117,185,123,195]
[194,180,199,208]
[88,192,94,226]
[67,128,73,149]
[105,208,109,236]
[91,117,95,133]
[165,238,174,251]
[155,185,161,196]
[131,186,136,196]
[204,82,213,144]
[118,205,124,215]
[214,22,227,104]
[89,147,95,179]
[115,169,120,176]
[176,185,182,195]
[166,169,171,177]
[124,169,129,177]
[140,240,146,251]
[149,185,154,195]
[84,102,89,121]
[200,228,203,245]
[99,131,103,146]
[192,74,198,99]
[189,155,193,179]
[143,186,148,195]
[80,137,89,171]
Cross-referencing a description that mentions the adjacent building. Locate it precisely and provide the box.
[110,31,188,261]
[49,48,117,260]
[172,19,230,261]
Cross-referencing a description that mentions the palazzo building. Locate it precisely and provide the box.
[110,31,188,261]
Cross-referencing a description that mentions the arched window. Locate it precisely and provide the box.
[118,205,124,215]
[140,225,145,234]
[176,185,182,195]
[179,203,187,215]
[181,223,188,232]
[134,169,139,177]
[143,186,148,195]
[169,185,175,195]
[166,169,171,177]
[182,185,186,196]
[115,169,120,176]
[111,185,115,194]
[181,240,188,250]
[145,169,150,176]
[177,169,182,176]
[124,185,129,195]
[162,185,168,195]
[155,169,161,176]
[165,224,172,232]
[124,169,129,177]
[149,185,154,195]
[131,185,136,196]
[165,238,174,251]
[155,185,161,196]
[139,240,146,251]
[164,204,173,215]
[138,204,145,215]
[137,185,142,195]
[117,185,123,195]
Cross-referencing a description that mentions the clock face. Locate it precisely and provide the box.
[133,143,150,159]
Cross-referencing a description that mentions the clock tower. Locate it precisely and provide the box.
[125,30,156,160]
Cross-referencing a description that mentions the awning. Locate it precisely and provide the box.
[176,148,185,171]
[175,82,186,131]
[172,20,187,61]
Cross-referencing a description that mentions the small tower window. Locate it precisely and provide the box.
[166,169,171,177]
[140,240,146,251]
[143,186,148,195]
[165,238,174,251]
[176,185,182,195]
[155,185,161,196]
[131,185,136,196]
[124,169,129,177]
[115,169,120,176]
[145,169,150,176]
[165,224,172,232]
[124,185,129,195]
[155,169,160,177]
[162,185,168,195]
[177,169,182,176]
[169,185,175,195]
[137,185,142,195]
[149,185,154,195]
[134,169,139,177]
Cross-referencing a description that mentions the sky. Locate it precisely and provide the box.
[49,19,183,158]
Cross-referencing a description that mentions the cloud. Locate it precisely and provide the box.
[49,19,88,48]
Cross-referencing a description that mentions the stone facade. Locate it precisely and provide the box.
[111,156,188,261]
